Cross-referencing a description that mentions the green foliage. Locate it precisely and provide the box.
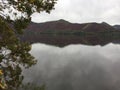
[0,16,36,90]
[0,0,57,34]
[0,0,57,90]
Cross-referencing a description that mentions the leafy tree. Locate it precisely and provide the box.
[0,0,57,90]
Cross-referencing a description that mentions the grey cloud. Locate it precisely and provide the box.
[32,0,120,25]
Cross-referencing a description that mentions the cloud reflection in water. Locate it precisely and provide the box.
[23,43,120,90]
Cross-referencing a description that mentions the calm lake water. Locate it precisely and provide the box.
[23,43,120,90]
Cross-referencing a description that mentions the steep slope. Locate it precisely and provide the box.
[81,22,116,32]
[26,20,116,33]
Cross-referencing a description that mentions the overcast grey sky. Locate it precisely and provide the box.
[31,0,120,25]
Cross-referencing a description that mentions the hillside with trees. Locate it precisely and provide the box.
[20,19,120,47]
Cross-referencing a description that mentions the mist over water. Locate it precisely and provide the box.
[23,43,120,90]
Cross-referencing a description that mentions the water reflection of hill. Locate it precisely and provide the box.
[20,33,120,47]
